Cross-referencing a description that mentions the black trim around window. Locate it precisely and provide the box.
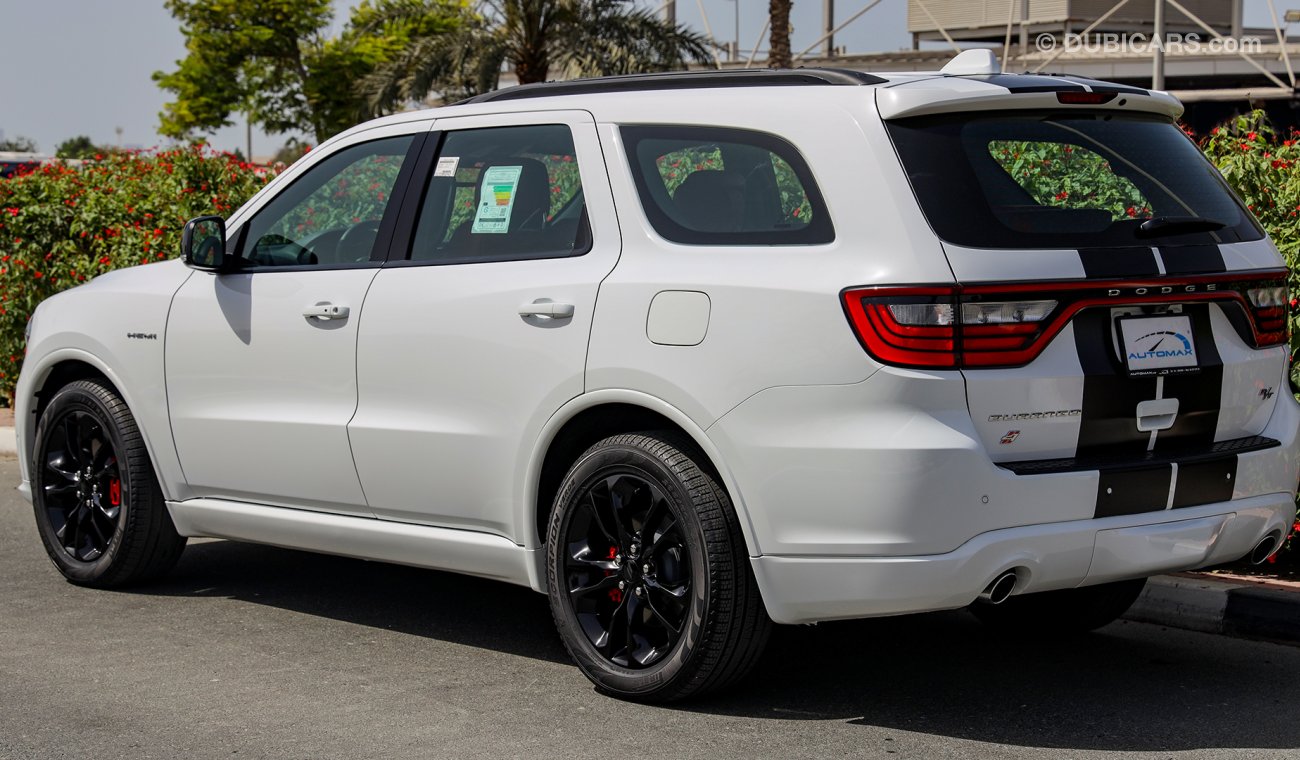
[387,125,595,267]
[621,124,835,247]
[227,132,427,272]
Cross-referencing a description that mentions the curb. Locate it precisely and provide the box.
[1124,573,1300,645]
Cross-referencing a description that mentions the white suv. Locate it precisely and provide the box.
[17,52,1300,702]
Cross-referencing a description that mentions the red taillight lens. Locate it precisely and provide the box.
[844,288,957,367]
[843,288,1057,369]
[1056,91,1118,105]
[1245,283,1289,346]
[843,271,1290,369]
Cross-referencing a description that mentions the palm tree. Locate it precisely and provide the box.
[768,0,793,69]
[361,0,712,110]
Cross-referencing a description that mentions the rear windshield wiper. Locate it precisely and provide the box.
[1135,216,1226,239]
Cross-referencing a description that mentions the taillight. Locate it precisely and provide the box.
[843,288,1056,368]
[844,270,1290,370]
[1246,284,1289,345]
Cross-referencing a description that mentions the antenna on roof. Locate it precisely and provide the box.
[940,49,1000,76]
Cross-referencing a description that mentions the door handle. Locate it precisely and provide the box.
[303,302,350,320]
[518,300,575,319]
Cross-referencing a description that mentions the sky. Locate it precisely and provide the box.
[0,1,1285,158]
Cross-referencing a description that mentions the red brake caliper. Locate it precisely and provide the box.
[108,478,121,507]
[606,545,623,603]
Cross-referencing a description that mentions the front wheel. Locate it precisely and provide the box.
[31,379,186,587]
[969,578,1148,635]
[546,432,770,702]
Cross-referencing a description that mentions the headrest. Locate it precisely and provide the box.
[672,169,747,233]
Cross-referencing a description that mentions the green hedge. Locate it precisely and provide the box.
[0,146,277,390]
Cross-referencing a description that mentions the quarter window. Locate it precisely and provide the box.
[622,125,833,245]
[408,125,590,263]
[240,136,414,268]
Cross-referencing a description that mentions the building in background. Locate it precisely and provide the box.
[666,0,1299,132]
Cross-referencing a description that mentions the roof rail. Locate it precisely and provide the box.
[457,68,888,105]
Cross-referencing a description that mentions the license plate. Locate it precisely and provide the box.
[1118,315,1199,375]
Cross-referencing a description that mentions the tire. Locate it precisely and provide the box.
[31,379,186,587]
[968,578,1147,635]
[546,431,770,702]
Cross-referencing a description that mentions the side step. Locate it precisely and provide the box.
[166,498,539,589]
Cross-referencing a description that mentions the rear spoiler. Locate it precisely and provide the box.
[876,74,1183,121]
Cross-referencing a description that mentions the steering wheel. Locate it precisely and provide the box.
[338,220,382,262]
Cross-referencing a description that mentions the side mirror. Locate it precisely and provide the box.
[182,215,228,272]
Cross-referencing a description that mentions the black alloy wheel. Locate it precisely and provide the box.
[562,471,692,669]
[41,410,122,562]
[547,432,770,702]
[32,379,186,586]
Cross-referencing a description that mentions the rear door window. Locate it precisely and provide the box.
[886,112,1261,249]
[621,125,834,245]
[406,124,590,264]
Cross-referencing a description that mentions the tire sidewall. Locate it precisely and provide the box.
[31,383,135,583]
[547,440,711,698]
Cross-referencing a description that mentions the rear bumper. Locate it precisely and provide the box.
[707,366,1300,558]
[753,492,1294,624]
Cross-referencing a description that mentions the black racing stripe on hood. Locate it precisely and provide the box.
[1080,247,1161,278]
[1074,309,1159,458]
[1154,305,1223,452]
[1159,244,1227,274]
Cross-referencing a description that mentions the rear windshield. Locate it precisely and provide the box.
[886,112,1262,249]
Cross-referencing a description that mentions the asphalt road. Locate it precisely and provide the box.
[2,458,1299,760]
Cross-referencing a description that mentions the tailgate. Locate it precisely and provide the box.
[882,102,1291,468]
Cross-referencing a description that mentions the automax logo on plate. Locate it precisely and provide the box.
[1127,330,1194,362]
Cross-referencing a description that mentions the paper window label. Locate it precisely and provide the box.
[471,165,523,234]
[433,156,460,177]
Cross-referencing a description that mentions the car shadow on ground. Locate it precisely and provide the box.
[138,538,1300,753]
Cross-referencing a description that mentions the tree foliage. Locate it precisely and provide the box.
[54,136,103,160]
[361,0,712,110]
[0,137,39,153]
[155,0,465,143]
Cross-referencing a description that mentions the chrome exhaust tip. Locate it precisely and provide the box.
[977,570,1018,605]
[1249,533,1283,565]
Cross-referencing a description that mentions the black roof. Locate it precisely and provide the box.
[457,68,889,104]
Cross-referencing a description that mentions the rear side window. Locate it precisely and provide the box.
[622,125,833,245]
[886,112,1262,249]
[408,124,590,264]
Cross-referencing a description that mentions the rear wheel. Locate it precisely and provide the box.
[31,379,186,587]
[969,578,1147,635]
[546,432,770,702]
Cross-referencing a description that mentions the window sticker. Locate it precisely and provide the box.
[472,165,523,234]
[434,156,460,177]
